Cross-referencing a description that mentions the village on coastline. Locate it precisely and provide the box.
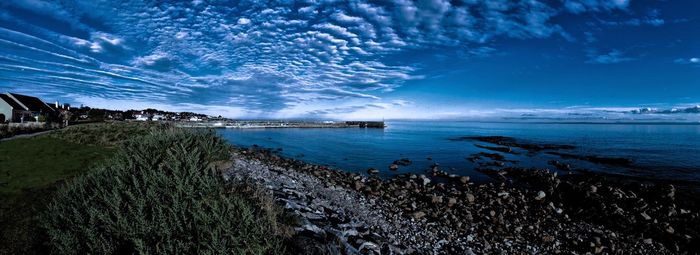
[0,91,383,138]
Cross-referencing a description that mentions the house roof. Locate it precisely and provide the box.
[6,93,54,113]
[0,94,24,109]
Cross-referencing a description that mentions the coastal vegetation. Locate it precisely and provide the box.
[0,122,58,139]
[1,122,290,254]
[0,126,115,254]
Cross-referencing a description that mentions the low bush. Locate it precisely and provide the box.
[0,122,53,139]
[42,128,286,254]
[49,121,166,146]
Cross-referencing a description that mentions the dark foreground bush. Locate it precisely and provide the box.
[42,128,286,254]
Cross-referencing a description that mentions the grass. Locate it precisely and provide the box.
[0,136,114,194]
[0,122,290,254]
[0,122,156,254]
[48,121,167,146]
[42,127,287,254]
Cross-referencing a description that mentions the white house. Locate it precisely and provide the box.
[135,114,149,121]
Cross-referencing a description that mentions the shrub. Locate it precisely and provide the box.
[42,128,286,254]
[49,122,167,146]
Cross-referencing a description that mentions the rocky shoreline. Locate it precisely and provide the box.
[224,143,699,254]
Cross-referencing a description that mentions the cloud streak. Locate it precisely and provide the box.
[0,0,649,117]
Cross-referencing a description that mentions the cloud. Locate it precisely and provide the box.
[0,0,639,117]
[237,18,251,25]
[131,52,178,71]
[586,49,634,64]
[563,0,630,14]
[674,57,700,65]
[600,18,666,27]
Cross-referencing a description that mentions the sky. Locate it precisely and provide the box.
[0,0,699,120]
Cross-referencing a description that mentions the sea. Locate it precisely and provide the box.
[218,121,700,184]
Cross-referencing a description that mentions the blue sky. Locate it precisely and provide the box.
[0,0,698,120]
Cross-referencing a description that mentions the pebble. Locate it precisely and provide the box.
[466,193,476,203]
[535,191,546,201]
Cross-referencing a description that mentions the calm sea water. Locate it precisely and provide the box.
[218,121,700,183]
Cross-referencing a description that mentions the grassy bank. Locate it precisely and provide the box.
[0,127,116,254]
[1,122,289,254]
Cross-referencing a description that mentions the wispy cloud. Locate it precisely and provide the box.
[0,0,653,117]
[674,57,700,65]
[586,49,634,64]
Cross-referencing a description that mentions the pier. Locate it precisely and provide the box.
[177,120,385,129]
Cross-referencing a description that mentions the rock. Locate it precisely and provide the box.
[411,211,426,219]
[431,195,444,204]
[367,168,379,175]
[419,175,431,185]
[643,238,653,244]
[666,225,675,234]
[389,164,399,171]
[640,212,652,221]
[447,197,458,207]
[542,235,555,243]
[535,191,546,201]
[301,224,325,236]
[466,193,475,203]
[393,158,412,166]
[666,184,676,199]
[359,242,380,253]
[354,181,365,191]
[589,185,598,193]
[459,176,470,184]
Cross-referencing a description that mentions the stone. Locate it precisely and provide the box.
[389,164,399,171]
[354,181,365,191]
[431,195,444,204]
[367,168,379,175]
[420,175,431,185]
[535,191,546,201]
[667,184,676,199]
[542,235,555,243]
[666,225,675,234]
[466,193,475,203]
[640,212,652,221]
[460,176,470,184]
[411,211,426,219]
[447,197,458,207]
[589,185,598,193]
[359,242,380,253]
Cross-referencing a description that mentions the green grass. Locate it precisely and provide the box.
[0,122,153,254]
[42,128,287,254]
[0,136,114,194]
[1,122,290,254]
[48,121,168,147]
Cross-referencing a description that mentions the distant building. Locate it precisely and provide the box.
[0,92,55,123]
[152,114,164,121]
[135,114,149,121]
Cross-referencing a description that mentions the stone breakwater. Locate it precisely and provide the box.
[225,147,699,254]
